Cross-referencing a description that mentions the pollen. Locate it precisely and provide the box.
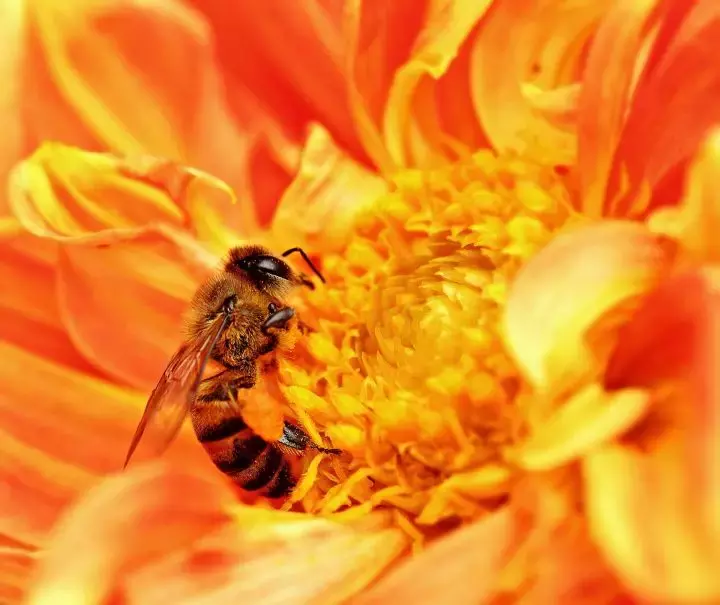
[279,151,572,536]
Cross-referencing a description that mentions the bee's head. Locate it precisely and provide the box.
[225,245,325,295]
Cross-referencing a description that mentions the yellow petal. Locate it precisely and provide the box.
[0,0,24,217]
[510,383,650,470]
[270,125,387,254]
[649,127,720,263]
[503,220,673,393]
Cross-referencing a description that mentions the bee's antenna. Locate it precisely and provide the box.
[282,247,326,284]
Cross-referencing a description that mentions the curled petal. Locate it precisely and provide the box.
[9,145,230,386]
[351,509,517,605]
[471,0,604,165]
[270,125,387,254]
[9,143,236,240]
[649,128,720,263]
[434,28,490,155]
[503,220,674,393]
[381,0,493,167]
[345,0,430,172]
[604,270,720,539]
[525,83,580,131]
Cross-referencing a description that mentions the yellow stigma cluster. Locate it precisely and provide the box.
[278,150,572,537]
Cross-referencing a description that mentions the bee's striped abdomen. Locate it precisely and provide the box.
[190,400,296,498]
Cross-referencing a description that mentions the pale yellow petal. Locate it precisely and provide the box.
[270,124,387,254]
[503,220,673,393]
[510,384,650,470]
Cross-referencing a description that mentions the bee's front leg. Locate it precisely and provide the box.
[197,363,258,403]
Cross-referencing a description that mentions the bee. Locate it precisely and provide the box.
[123,245,340,497]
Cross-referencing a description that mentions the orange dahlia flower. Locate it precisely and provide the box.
[2,0,720,604]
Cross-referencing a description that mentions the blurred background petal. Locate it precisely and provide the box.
[503,220,674,394]
[471,0,605,167]
[25,464,407,605]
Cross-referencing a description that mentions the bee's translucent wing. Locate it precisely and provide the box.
[123,313,230,468]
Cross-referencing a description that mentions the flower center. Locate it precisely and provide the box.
[279,151,572,537]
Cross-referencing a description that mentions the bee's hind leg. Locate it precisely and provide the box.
[277,421,342,455]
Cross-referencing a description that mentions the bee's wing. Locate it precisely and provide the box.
[123,312,230,468]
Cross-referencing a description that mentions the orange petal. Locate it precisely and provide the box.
[125,513,406,605]
[345,0,431,172]
[503,220,673,393]
[351,509,516,605]
[0,541,37,605]
[0,231,100,376]
[186,0,366,166]
[649,128,720,263]
[586,270,720,602]
[55,227,214,388]
[576,0,665,217]
[0,343,211,547]
[604,270,720,537]
[471,0,603,166]
[9,145,234,387]
[614,0,720,213]
[25,0,245,176]
[25,464,234,605]
[434,26,490,155]
[270,125,387,255]
[604,271,705,391]
[24,0,297,236]
[0,0,24,217]
[26,464,406,605]
[240,383,284,443]
[380,0,493,168]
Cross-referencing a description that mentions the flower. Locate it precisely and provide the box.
[3,0,720,604]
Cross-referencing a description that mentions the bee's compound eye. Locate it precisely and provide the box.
[268,302,278,314]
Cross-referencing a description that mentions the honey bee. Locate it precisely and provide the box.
[123,245,340,497]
